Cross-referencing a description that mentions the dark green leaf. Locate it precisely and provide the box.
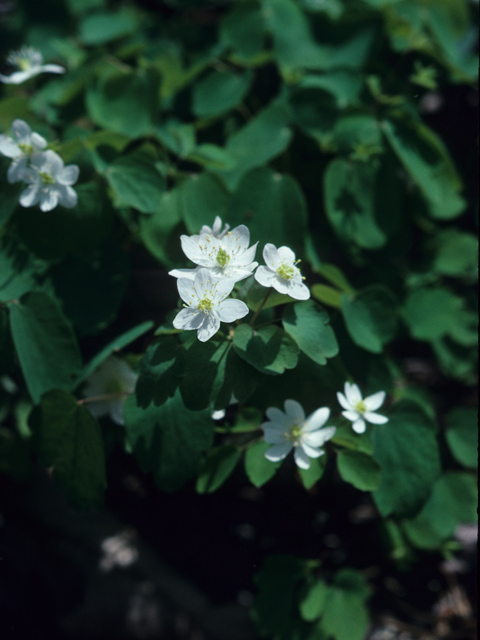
[135,335,184,408]
[311,284,342,308]
[246,278,294,311]
[336,450,381,491]
[10,291,82,404]
[403,287,462,341]
[245,440,282,487]
[445,407,478,468]
[181,172,229,234]
[192,69,252,118]
[283,300,338,365]
[196,445,241,493]
[298,455,327,489]
[79,9,139,45]
[220,2,266,62]
[432,229,478,278]
[233,323,299,375]
[106,152,166,214]
[0,427,32,481]
[321,587,369,640]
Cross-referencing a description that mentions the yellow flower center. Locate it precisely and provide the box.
[197,296,214,313]
[18,57,32,71]
[216,248,230,268]
[288,423,303,445]
[355,400,367,414]
[39,171,55,185]
[277,262,296,280]
[18,143,33,155]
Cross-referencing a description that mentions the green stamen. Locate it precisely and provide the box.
[18,58,31,71]
[277,262,296,280]
[39,172,55,185]
[355,400,367,414]
[198,296,214,313]
[18,143,33,155]
[216,248,230,268]
[288,424,303,444]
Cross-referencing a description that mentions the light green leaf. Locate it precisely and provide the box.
[372,400,441,518]
[341,286,398,353]
[233,324,299,375]
[311,284,342,308]
[445,407,478,469]
[186,144,237,171]
[283,300,338,365]
[336,450,381,491]
[300,579,328,622]
[79,9,139,45]
[32,390,107,509]
[196,445,241,494]
[180,172,229,234]
[245,440,282,487]
[321,587,369,640]
[10,291,82,404]
[317,264,354,293]
[124,390,214,492]
[432,229,478,278]
[298,455,327,489]
[192,69,252,118]
[403,286,462,341]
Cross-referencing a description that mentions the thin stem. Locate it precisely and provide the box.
[78,391,130,405]
[249,288,272,327]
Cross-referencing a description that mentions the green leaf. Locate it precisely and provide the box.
[0,177,19,228]
[333,568,371,602]
[245,440,282,487]
[324,158,387,249]
[283,300,338,366]
[229,167,308,256]
[0,307,14,375]
[311,284,342,308]
[300,579,328,622]
[186,144,237,171]
[317,264,354,293]
[341,286,398,353]
[331,424,373,455]
[106,152,166,214]
[32,390,107,509]
[192,69,252,118]
[0,427,32,481]
[79,9,139,45]
[220,2,266,62]
[196,445,241,493]
[135,335,184,408]
[298,455,327,489]
[382,118,465,219]
[215,99,292,190]
[156,120,196,157]
[75,321,154,390]
[432,229,478,278]
[124,390,214,492]
[180,173,229,234]
[10,291,82,404]
[86,68,160,138]
[445,407,478,469]
[321,587,369,640]
[139,188,183,265]
[332,114,383,154]
[402,286,462,341]
[245,278,295,311]
[336,450,381,491]
[372,400,441,518]
[233,324,299,375]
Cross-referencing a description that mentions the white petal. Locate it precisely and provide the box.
[303,426,336,448]
[43,149,64,177]
[7,157,28,183]
[342,410,360,422]
[197,313,220,342]
[262,425,286,444]
[254,266,276,288]
[294,446,310,469]
[276,246,296,264]
[40,188,59,212]
[222,224,250,254]
[57,164,79,185]
[12,119,31,140]
[337,391,351,411]
[265,442,292,462]
[40,64,66,75]
[173,307,204,331]
[364,391,386,412]
[19,185,40,208]
[217,299,249,323]
[236,242,257,266]
[304,407,330,431]
[265,407,288,426]
[57,185,78,209]
[177,278,198,305]
[281,278,310,300]
[284,399,305,423]
[212,277,235,302]
[169,267,198,280]
[301,443,323,459]
[345,382,362,406]
[364,412,389,425]
[263,243,280,270]
[0,69,36,84]
[110,399,126,425]
[0,135,21,158]
[224,265,258,283]
[181,235,213,266]
[352,418,366,434]
[30,132,47,150]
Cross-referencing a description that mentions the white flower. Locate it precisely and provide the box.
[262,399,336,470]
[337,382,388,434]
[19,149,79,212]
[200,216,230,239]
[255,244,310,300]
[83,356,138,426]
[0,119,47,183]
[0,46,65,84]
[169,224,258,283]
[173,268,249,342]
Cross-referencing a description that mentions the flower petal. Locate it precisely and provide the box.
[19,184,40,208]
[57,164,79,186]
[276,246,296,264]
[173,307,204,331]
[352,418,366,434]
[301,443,323,459]
[303,426,336,448]
[262,243,280,270]
[265,407,288,426]
[304,407,330,432]
[177,278,197,305]
[364,390,386,412]
[254,266,276,289]
[364,412,389,425]
[197,313,220,342]
[336,392,351,411]
[30,132,47,150]
[169,267,198,280]
[262,425,286,444]
[12,120,32,140]
[342,410,360,422]
[293,446,310,469]
[265,442,292,462]
[7,157,28,183]
[0,135,21,158]
[217,299,249,323]
[284,399,305,423]
[39,188,60,212]
[57,185,78,209]
[345,382,362,406]
[40,64,66,75]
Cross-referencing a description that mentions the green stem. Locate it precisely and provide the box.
[249,288,272,327]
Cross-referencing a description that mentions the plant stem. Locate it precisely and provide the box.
[249,288,272,327]
[78,391,131,405]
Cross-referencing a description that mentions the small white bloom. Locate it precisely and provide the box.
[200,216,230,239]
[0,119,47,183]
[173,268,249,342]
[169,224,258,283]
[337,382,388,434]
[83,356,138,426]
[262,399,336,470]
[0,46,65,84]
[19,149,79,212]
[255,244,310,300]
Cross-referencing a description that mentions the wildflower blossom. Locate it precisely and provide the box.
[0,46,65,84]
[0,119,47,183]
[173,268,249,342]
[200,216,230,239]
[169,224,258,283]
[255,244,310,300]
[19,149,79,212]
[337,382,388,434]
[263,399,336,469]
[83,356,138,425]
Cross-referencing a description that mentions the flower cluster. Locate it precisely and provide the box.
[170,217,310,342]
[0,120,79,211]
[0,46,65,84]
